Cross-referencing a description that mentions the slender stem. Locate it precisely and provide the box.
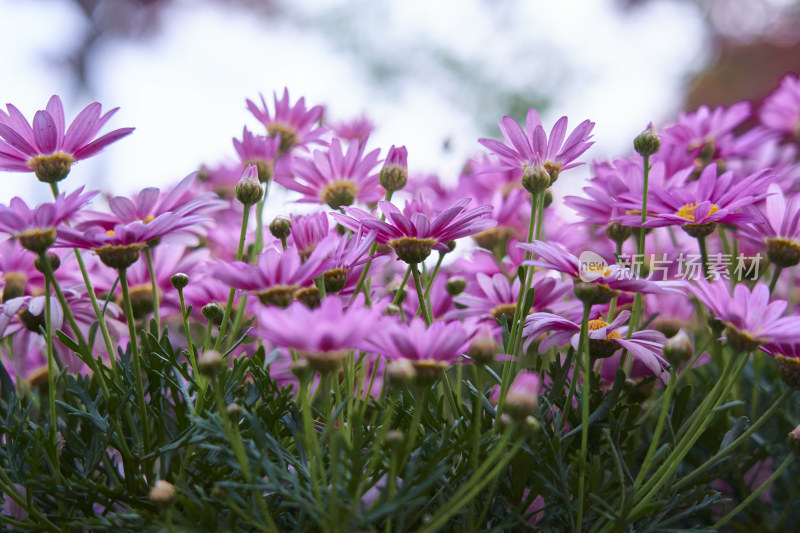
[423,251,445,302]
[401,389,429,470]
[213,376,279,533]
[575,301,592,532]
[73,249,118,366]
[417,432,521,533]
[712,454,794,530]
[607,241,624,319]
[44,278,59,473]
[634,367,677,486]
[411,263,432,325]
[118,268,152,465]
[143,247,160,333]
[698,235,710,281]
[675,388,793,491]
[769,265,784,294]
[215,204,252,352]
[349,190,393,306]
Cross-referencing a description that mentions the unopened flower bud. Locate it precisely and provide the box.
[385,429,405,450]
[633,123,660,157]
[199,350,224,377]
[291,359,313,383]
[202,303,222,321]
[149,480,175,508]
[387,359,417,388]
[446,277,467,296]
[379,145,408,193]
[521,165,550,195]
[504,371,541,421]
[663,329,693,366]
[227,402,241,417]
[467,336,499,365]
[788,424,800,455]
[269,216,292,241]
[605,221,632,246]
[235,165,264,206]
[384,303,402,316]
[34,252,61,273]
[543,189,553,208]
[171,273,190,290]
[776,355,800,391]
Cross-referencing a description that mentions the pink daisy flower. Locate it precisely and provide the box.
[524,310,669,377]
[759,73,800,138]
[212,242,333,307]
[739,183,800,267]
[518,240,683,303]
[246,88,326,153]
[689,279,800,352]
[367,317,480,385]
[256,295,381,372]
[58,211,208,269]
[332,198,495,263]
[330,115,375,144]
[615,164,775,238]
[232,127,283,183]
[478,109,595,183]
[279,138,382,209]
[0,95,134,183]
[0,187,96,253]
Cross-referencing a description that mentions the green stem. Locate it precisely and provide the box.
[118,268,152,465]
[698,234,710,281]
[411,263,432,325]
[44,278,59,473]
[73,249,118,372]
[143,247,160,333]
[634,367,677,486]
[712,454,794,530]
[213,376,279,533]
[769,264,784,294]
[576,301,592,532]
[215,203,252,352]
[417,432,521,533]
[349,190,393,306]
[675,388,793,491]
[423,252,445,303]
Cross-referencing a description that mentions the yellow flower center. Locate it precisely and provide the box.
[587,318,622,340]
[143,214,155,224]
[676,202,719,222]
[106,230,116,236]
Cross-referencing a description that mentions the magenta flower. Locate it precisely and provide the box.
[0,187,96,253]
[518,240,683,301]
[367,317,480,384]
[290,212,332,259]
[445,272,570,324]
[689,279,800,352]
[505,371,542,419]
[759,73,800,138]
[332,198,495,263]
[256,295,381,371]
[657,102,773,175]
[58,211,208,269]
[212,242,333,307]
[524,310,669,377]
[0,240,44,300]
[331,115,375,144]
[232,127,282,182]
[478,109,595,182]
[615,164,774,237]
[0,95,134,183]
[246,88,326,153]
[77,174,224,240]
[279,138,382,209]
[739,183,800,267]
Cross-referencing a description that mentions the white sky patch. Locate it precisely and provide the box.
[0,0,707,208]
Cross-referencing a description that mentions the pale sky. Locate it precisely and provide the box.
[0,0,707,209]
